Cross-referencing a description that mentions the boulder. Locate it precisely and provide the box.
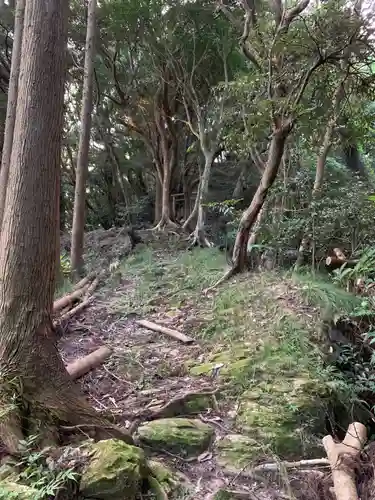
[79,439,148,500]
[137,418,214,456]
[236,375,326,457]
[216,434,263,471]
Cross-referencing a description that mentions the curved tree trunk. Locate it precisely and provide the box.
[0,0,106,455]
[70,0,96,276]
[0,0,25,228]
[231,132,287,272]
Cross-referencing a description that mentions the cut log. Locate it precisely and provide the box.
[85,277,99,295]
[57,295,95,324]
[66,346,112,380]
[73,272,96,291]
[323,422,367,500]
[53,283,90,313]
[136,319,194,344]
[333,248,347,261]
[325,257,358,270]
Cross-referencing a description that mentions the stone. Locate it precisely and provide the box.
[137,418,214,456]
[0,482,39,499]
[188,343,254,377]
[79,439,148,500]
[216,434,262,471]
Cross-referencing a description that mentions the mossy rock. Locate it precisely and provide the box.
[188,343,254,377]
[79,439,148,500]
[138,418,214,456]
[0,482,39,499]
[236,375,327,457]
[216,434,263,471]
[0,464,17,481]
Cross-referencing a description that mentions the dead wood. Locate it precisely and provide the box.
[60,423,133,444]
[57,295,95,324]
[53,283,91,313]
[333,248,347,261]
[323,422,367,500]
[252,458,330,472]
[143,390,217,420]
[136,319,194,344]
[326,256,358,269]
[73,272,96,291]
[66,346,112,380]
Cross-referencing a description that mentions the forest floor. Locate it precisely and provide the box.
[57,235,363,499]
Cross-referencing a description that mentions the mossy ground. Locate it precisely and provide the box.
[110,245,356,462]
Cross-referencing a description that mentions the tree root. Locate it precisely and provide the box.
[140,389,218,420]
[188,230,213,249]
[203,265,239,294]
[152,218,179,231]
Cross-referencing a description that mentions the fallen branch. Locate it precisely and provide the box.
[66,346,112,380]
[136,319,194,344]
[85,277,99,296]
[323,422,367,500]
[53,283,90,314]
[57,295,95,324]
[73,272,96,291]
[252,458,330,472]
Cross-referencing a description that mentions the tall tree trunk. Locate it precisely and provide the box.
[0,0,25,228]
[0,0,105,455]
[231,132,287,272]
[187,152,214,247]
[154,173,162,225]
[70,0,96,276]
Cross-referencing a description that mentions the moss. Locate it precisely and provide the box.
[216,434,263,471]
[80,439,148,500]
[138,418,214,456]
[188,343,254,377]
[0,482,39,499]
[236,374,328,457]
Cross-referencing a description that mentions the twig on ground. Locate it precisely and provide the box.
[102,365,135,386]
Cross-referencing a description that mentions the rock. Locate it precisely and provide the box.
[0,464,17,481]
[147,460,181,499]
[216,434,262,471]
[236,375,326,457]
[188,343,254,377]
[0,482,39,499]
[79,439,148,500]
[137,418,214,456]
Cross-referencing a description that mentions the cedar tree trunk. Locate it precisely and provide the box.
[71,0,97,276]
[0,0,25,227]
[0,0,103,455]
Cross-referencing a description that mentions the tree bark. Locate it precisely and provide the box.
[188,152,214,247]
[70,0,97,276]
[0,0,25,228]
[0,0,111,455]
[231,132,287,272]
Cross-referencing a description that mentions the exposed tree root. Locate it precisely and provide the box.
[152,218,179,231]
[188,229,213,249]
[203,265,239,294]
[140,390,218,420]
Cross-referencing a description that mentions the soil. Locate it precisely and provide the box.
[56,235,374,500]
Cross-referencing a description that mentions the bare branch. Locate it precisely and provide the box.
[282,0,310,32]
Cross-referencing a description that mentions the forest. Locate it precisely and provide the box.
[0,0,375,499]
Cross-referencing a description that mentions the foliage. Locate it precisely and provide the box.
[0,436,79,499]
